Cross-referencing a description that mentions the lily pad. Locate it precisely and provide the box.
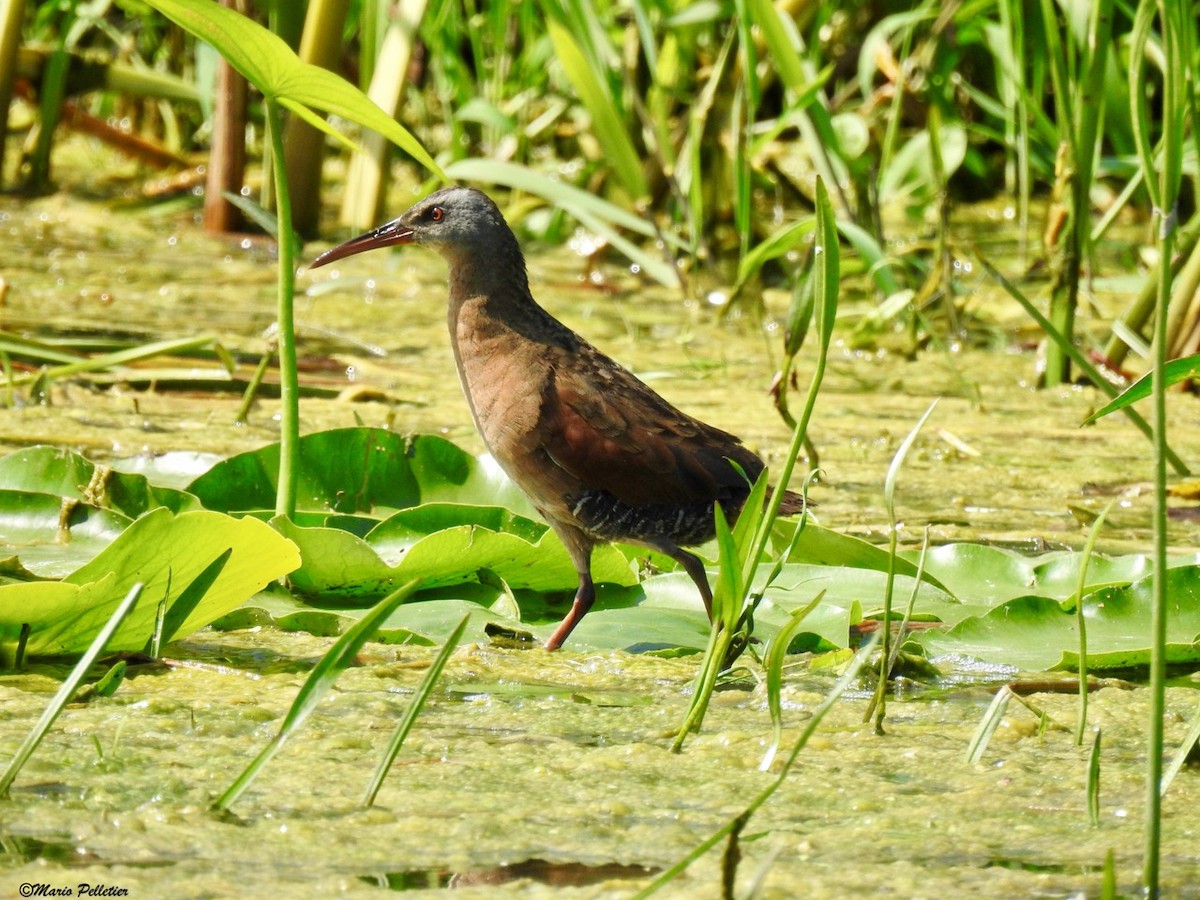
[914,566,1200,670]
[0,446,201,517]
[273,512,635,600]
[188,428,536,518]
[902,543,1192,605]
[0,489,131,578]
[0,508,301,659]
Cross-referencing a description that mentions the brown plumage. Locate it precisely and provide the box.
[311,186,803,650]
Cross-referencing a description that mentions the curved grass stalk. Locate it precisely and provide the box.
[864,399,938,733]
[265,99,299,519]
[759,589,825,771]
[1074,498,1117,746]
[670,178,839,753]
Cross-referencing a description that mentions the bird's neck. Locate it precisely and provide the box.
[444,247,575,350]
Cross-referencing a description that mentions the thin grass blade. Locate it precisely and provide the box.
[1161,703,1200,795]
[638,634,879,897]
[157,548,233,650]
[363,612,468,806]
[0,582,143,797]
[759,590,825,771]
[966,684,1013,764]
[1074,499,1116,744]
[213,580,419,811]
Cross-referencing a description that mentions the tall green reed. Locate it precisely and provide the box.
[1128,0,1191,890]
[142,0,444,520]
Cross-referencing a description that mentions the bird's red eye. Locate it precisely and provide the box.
[430,206,445,222]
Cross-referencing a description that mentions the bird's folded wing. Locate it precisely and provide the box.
[540,367,750,507]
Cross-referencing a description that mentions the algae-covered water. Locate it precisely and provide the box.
[2,145,1200,896]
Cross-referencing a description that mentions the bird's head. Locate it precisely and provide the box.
[310,186,515,270]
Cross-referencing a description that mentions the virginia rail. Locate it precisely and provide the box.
[311,186,803,650]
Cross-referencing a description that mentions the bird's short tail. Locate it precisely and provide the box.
[775,489,809,516]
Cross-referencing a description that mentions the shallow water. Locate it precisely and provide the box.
[3,632,1200,897]
[2,142,1200,896]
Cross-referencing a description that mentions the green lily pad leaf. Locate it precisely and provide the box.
[273,512,635,600]
[772,520,950,594]
[219,591,525,646]
[273,518,402,598]
[0,508,302,659]
[189,429,536,519]
[0,490,131,578]
[366,504,547,556]
[914,566,1200,671]
[0,446,201,517]
[564,570,866,653]
[903,543,1180,606]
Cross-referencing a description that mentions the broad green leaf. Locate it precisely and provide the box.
[189,429,536,519]
[770,520,950,594]
[366,504,546,556]
[220,591,523,646]
[0,446,201,517]
[878,125,967,206]
[903,543,1195,606]
[735,217,814,290]
[273,514,635,600]
[144,0,445,180]
[916,567,1200,670]
[0,490,131,578]
[0,508,301,658]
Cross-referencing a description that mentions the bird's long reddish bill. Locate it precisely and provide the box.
[310,220,415,268]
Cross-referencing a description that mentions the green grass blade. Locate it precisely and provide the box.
[213,580,419,812]
[1081,354,1200,424]
[1074,499,1117,744]
[0,582,144,797]
[158,548,233,649]
[966,685,1014,764]
[638,634,878,898]
[144,0,446,180]
[759,590,825,772]
[362,612,468,807]
[545,17,647,200]
[1087,729,1102,827]
[867,399,939,731]
[1161,704,1200,795]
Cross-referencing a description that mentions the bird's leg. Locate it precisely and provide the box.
[544,571,595,651]
[544,525,596,651]
[645,539,713,619]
